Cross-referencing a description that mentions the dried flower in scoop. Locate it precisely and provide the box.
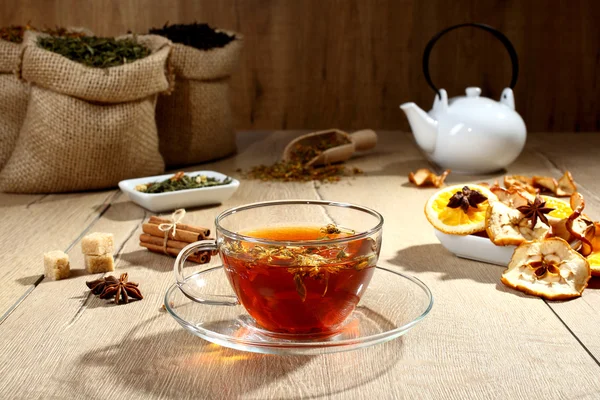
[88,273,143,305]
[447,186,488,213]
[516,196,555,228]
[501,238,590,300]
[408,168,450,188]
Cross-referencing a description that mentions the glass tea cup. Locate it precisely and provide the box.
[174,200,384,335]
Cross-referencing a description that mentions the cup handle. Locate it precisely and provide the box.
[173,240,239,306]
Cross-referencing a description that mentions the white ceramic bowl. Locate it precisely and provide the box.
[434,229,515,266]
[118,170,240,213]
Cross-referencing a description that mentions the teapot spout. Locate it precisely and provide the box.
[400,102,438,153]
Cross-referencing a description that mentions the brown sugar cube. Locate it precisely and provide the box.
[85,254,115,273]
[81,232,114,255]
[44,250,70,280]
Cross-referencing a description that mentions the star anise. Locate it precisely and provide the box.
[87,273,143,305]
[516,196,554,228]
[446,186,488,213]
[527,259,561,279]
[86,275,119,295]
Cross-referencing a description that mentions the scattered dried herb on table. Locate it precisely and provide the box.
[135,171,233,193]
[37,36,151,68]
[149,22,235,50]
[243,134,361,183]
[243,162,362,183]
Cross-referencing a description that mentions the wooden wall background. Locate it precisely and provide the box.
[1,0,599,132]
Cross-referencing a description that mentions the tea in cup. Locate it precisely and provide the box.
[174,200,383,335]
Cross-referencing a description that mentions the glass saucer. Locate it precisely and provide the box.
[164,265,433,355]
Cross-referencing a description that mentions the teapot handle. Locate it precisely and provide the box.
[422,23,519,99]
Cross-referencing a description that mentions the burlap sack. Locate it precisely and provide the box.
[0,39,29,171]
[156,32,242,167]
[0,32,172,193]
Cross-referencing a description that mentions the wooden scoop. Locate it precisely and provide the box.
[282,129,377,167]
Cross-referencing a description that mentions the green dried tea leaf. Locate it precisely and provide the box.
[135,172,233,194]
[37,36,151,68]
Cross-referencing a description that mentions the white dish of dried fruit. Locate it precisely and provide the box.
[429,182,573,267]
[434,230,515,266]
[423,174,599,300]
[119,170,240,213]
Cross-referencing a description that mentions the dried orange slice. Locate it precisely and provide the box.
[425,184,497,235]
[586,222,600,277]
[587,253,600,277]
[541,195,573,219]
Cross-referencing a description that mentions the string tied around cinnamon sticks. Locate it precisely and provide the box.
[139,208,212,264]
[158,208,186,238]
[158,208,186,255]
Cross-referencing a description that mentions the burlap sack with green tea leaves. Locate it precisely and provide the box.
[0,38,29,171]
[0,32,172,193]
[156,32,242,167]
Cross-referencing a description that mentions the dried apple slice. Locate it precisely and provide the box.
[501,238,591,300]
[557,171,577,196]
[565,193,595,256]
[531,171,577,197]
[532,175,558,193]
[409,168,450,188]
[490,186,530,208]
[485,200,551,246]
[504,175,538,195]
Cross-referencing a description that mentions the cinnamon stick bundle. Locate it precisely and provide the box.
[139,213,213,264]
[149,216,210,237]
[142,223,207,243]
[139,241,211,264]
[140,233,191,250]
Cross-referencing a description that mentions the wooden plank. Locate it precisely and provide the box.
[521,133,600,361]
[0,190,120,318]
[0,1,599,131]
[0,132,599,399]
[314,132,600,398]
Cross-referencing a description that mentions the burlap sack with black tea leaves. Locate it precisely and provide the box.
[156,31,242,167]
[0,32,173,193]
[0,38,29,171]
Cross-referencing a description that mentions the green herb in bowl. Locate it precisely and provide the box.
[135,171,233,194]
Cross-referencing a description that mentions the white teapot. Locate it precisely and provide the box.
[400,23,527,174]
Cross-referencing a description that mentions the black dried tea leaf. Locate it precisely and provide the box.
[149,22,235,50]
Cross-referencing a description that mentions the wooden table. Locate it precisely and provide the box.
[1,131,599,400]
